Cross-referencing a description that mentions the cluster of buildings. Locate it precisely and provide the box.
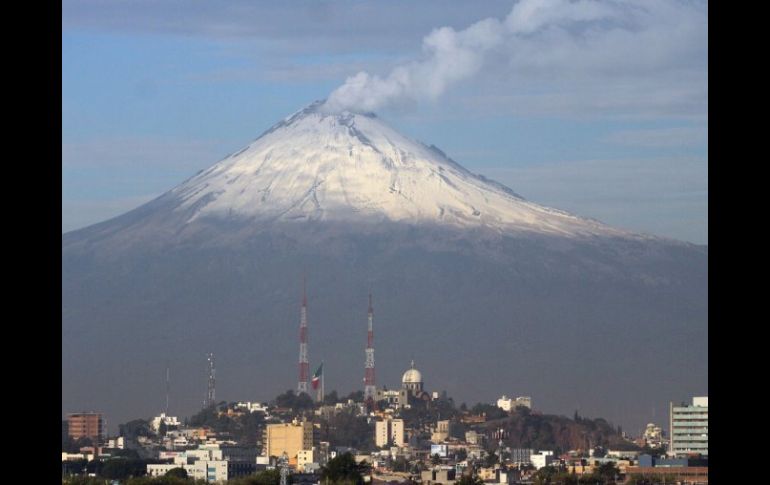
[62,291,708,483]
[62,394,708,484]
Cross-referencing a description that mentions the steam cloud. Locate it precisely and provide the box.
[322,0,700,114]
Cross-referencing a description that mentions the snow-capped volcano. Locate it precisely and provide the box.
[63,101,706,433]
[169,100,627,238]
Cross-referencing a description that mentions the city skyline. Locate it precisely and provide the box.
[62,0,707,445]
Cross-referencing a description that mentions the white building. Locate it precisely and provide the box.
[147,464,192,477]
[148,461,232,483]
[465,430,482,445]
[105,437,125,449]
[530,451,554,469]
[496,395,532,412]
[514,396,532,409]
[150,413,181,432]
[642,423,665,448]
[669,396,708,457]
[62,452,88,462]
[235,401,269,413]
[190,460,229,482]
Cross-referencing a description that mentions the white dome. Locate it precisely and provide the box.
[402,360,423,384]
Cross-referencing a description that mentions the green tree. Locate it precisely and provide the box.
[165,467,188,479]
[626,473,678,485]
[321,452,369,485]
[323,390,340,405]
[483,452,498,468]
[228,468,281,485]
[594,461,618,482]
[275,390,297,408]
[120,419,153,439]
[533,465,559,485]
[294,392,315,411]
[456,474,484,485]
[391,456,409,472]
[513,405,531,417]
[62,477,105,485]
[317,408,375,451]
[471,403,507,420]
[100,458,147,479]
[345,390,364,402]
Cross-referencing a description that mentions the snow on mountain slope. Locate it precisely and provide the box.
[169,101,631,238]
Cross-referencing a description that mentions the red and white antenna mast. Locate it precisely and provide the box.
[364,293,376,404]
[297,276,309,395]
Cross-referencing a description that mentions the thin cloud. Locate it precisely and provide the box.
[603,126,708,148]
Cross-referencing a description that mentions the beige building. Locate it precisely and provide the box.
[431,420,450,442]
[264,419,314,460]
[375,418,405,448]
[297,448,317,471]
[421,468,457,484]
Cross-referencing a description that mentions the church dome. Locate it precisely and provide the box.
[402,360,423,384]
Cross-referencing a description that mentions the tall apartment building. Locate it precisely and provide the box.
[669,396,708,457]
[375,418,405,448]
[67,412,105,445]
[264,419,314,461]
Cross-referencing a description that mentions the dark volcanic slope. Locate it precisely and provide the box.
[63,220,706,433]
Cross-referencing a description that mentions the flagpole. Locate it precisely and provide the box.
[320,360,325,403]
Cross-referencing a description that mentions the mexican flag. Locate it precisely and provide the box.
[311,363,323,390]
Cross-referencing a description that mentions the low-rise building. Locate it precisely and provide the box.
[62,452,89,462]
[297,448,315,471]
[375,388,410,409]
[151,413,181,432]
[464,430,482,445]
[105,437,125,449]
[625,464,708,484]
[642,423,665,448]
[421,467,457,484]
[531,451,555,469]
[510,448,534,465]
[235,401,269,413]
[148,461,259,483]
[496,395,532,412]
[431,420,450,442]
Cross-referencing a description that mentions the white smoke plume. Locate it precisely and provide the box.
[322,0,704,114]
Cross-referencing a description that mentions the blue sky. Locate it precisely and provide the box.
[62,0,707,244]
